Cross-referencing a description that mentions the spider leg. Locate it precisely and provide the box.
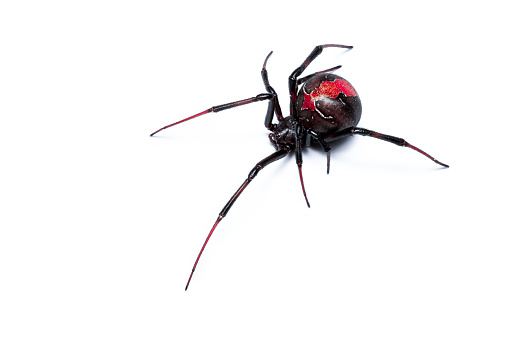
[261,51,283,127]
[288,44,353,116]
[296,65,343,86]
[150,93,276,136]
[323,127,449,168]
[316,137,332,174]
[306,130,332,174]
[295,126,310,207]
[185,148,289,291]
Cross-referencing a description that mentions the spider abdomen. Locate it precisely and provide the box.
[296,73,362,134]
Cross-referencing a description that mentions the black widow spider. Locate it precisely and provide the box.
[150,44,449,290]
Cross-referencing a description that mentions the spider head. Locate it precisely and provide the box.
[268,116,299,151]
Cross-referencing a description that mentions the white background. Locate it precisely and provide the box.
[1,1,507,338]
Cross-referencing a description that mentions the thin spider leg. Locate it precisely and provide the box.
[297,65,343,85]
[308,130,332,174]
[261,51,283,127]
[323,127,449,168]
[185,148,289,291]
[316,138,332,174]
[150,93,274,136]
[326,151,331,174]
[296,126,310,207]
[289,44,353,116]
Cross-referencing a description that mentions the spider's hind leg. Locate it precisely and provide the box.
[288,44,353,116]
[323,127,449,168]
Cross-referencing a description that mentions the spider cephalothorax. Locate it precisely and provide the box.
[150,44,448,290]
[269,116,299,151]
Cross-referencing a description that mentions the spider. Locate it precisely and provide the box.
[150,44,449,290]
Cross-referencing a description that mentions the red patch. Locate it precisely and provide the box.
[301,79,357,111]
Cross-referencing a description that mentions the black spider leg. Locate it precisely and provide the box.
[185,148,289,291]
[288,44,353,116]
[308,130,332,174]
[151,52,284,137]
[150,94,275,136]
[323,127,449,168]
[261,51,284,128]
[296,65,343,86]
[295,125,310,207]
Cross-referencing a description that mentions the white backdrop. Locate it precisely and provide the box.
[1,1,507,338]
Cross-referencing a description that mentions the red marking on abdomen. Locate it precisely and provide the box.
[302,79,357,111]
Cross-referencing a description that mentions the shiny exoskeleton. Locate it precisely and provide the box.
[150,44,449,290]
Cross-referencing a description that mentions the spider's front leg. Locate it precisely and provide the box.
[185,148,289,291]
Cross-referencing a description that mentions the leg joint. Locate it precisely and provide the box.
[248,164,263,179]
[256,93,273,101]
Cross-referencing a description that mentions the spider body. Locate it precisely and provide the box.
[150,44,448,290]
[269,73,362,152]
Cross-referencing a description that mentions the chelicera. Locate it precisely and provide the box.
[150,44,449,290]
